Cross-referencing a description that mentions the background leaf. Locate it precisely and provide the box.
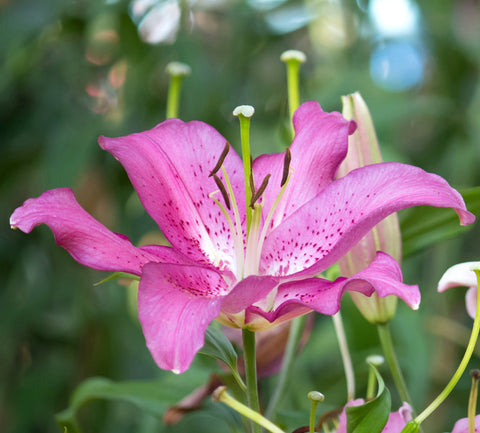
[56,367,210,433]
[401,187,480,257]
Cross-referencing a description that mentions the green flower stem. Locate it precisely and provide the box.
[280,50,306,139]
[242,328,261,433]
[213,386,286,433]
[165,62,191,119]
[414,269,480,426]
[332,312,355,400]
[233,106,254,232]
[468,370,480,433]
[377,323,414,409]
[265,315,307,419]
[308,391,325,433]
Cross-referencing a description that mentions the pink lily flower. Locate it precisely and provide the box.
[10,101,474,373]
[334,399,412,433]
[450,414,480,432]
[438,261,480,319]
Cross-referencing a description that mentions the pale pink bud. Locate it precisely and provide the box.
[337,92,402,324]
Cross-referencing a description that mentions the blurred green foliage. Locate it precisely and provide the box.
[2,0,480,432]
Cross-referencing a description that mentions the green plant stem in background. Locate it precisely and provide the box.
[307,391,325,433]
[165,62,191,119]
[413,269,480,426]
[213,386,285,433]
[377,323,414,409]
[265,315,307,419]
[280,50,306,140]
[332,312,355,401]
[242,329,261,433]
[468,370,480,433]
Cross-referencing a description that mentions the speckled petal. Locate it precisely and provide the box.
[252,101,354,231]
[99,119,246,273]
[138,262,229,373]
[248,252,419,325]
[9,188,172,275]
[261,162,475,277]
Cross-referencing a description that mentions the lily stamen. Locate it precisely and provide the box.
[281,148,291,187]
[250,174,271,209]
[213,174,231,210]
[209,142,230,177]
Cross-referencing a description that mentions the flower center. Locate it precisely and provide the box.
[209,144,292,281]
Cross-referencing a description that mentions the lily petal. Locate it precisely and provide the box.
[262,162,475,277]
[253,101,354,230]
[99,119,246,272]
[438,261,480,319]
[221,275,279,314]
[9,188,171,275]
[438,261,480,292]
[138,262,229,373]
[247,252,418,326]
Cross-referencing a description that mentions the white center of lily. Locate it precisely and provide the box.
[209,147,292,282]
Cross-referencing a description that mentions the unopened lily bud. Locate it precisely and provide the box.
[337,92,402,324]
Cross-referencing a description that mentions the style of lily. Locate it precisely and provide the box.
[10,101,474,374]
[438,261,480,319]
[334,400,412,433]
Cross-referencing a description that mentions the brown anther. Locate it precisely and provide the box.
[209,142,230,177]
[250,174,271,208]
[281,148,291,187]
[213,174,231,210]
[471,369,480,380]
[249,170,255,196]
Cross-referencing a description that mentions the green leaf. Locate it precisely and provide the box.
[401,187,480,257]
[199,326,246,391]
[93,272,140,286]
[346,364,391,433]
[55,368,209,432]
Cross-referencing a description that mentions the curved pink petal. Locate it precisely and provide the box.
[247,252,419,325]
[438,261,480,292]
[261,162,475,277]
[252,101,355,231]
[138,262,230,373]
[9,188,180,275]
[221,275,279,314]
[451,415,480,433]
[99,119,246,273]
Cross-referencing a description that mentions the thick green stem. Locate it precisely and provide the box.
[332,312,355,401]
[242,329,261,433]
[377,323,414,408]
[265,315,307,419]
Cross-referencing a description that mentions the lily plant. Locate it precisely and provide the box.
[10,100,474,374]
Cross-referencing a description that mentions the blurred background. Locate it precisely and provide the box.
[1,0,480,432]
